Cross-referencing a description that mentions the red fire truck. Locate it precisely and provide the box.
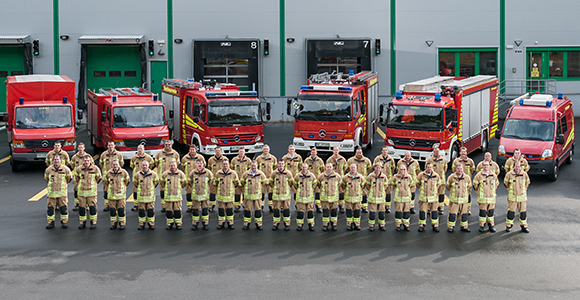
[87,88,169,159]
[287,71,379,154]
[381,75,499,163]
[2,75,76,172]
[160,79,269,156]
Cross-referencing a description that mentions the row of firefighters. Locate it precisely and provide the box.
[43,140,531,234]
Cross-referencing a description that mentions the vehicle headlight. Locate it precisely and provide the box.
[541,149,553,158]
[114,140,125,147]
[255,135,262,142]
[13,142,25,148]
[63,140,75,147]
[387,139,394,145]
[432,143,440,149]
[498,144,505,154]
[210,137,218,144]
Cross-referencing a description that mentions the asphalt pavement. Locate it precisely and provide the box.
[0,122,579,298]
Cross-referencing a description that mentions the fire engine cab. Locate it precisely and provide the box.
[161,79,269,156]
[287,71,379,154]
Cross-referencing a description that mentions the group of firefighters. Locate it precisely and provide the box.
[43,140,531,234]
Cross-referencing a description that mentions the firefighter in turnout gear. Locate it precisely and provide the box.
[269,160,294,231]
[341,164,365,231]
[364,163,389,231]
[70,142,93,211]
[129,144,154,211]
[397,151,421,214]
[44,155,72,229]
[373,146,396,213]
[346,147,372,213]
[207,146,229,212]
[293,164,317,231]
[446,164,472,233]
[161,161,187,230]
[214,160,239,230]
[45,141,70,167]
[188,159,213,230]
[452,147,476,215]
[281,145,303,183]
[231,148,252,212]
[390,164,414,232]
[155,139,180,212]
[326,146,347,213]
[134,160,159,230]
[504,161,530,233]
[425,147,447,215]
[73,155,102,229]
[415,162,443,232]
[255,144,277,212]
[103,160,130,230]
[317,163,342,231]
[303,147,325,213]
[504,148,530,173]
[476,152,500,176]
[240,161,268,230]
[181,144,206,212]
[100,141,124,212]
[473,160,499,233]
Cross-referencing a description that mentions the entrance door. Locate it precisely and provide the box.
[527,52,548,93]
[150,61,167,95]
[87,46,141,91]
[0,46,25,112]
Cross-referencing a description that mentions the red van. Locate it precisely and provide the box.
[496,93,574,181]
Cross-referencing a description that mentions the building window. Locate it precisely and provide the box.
[316,57,360,75]
[527,47,580,80]
[203,58,249,90]
[439,48,497,77]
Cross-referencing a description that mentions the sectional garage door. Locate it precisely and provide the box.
[86,46,141,92]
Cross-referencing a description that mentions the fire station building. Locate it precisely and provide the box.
[1,0,580,119]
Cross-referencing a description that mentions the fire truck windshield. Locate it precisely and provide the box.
[113,106,165,128]
[207,100,261,126]
[501,118,554,142]
[387,105,443,130]
[15,106,72,129]
[295,94,352,121]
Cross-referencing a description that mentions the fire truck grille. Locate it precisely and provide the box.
[217,134,255,144]
[391,138,436,148]
[23,139,65,150]
[124,138,162,148]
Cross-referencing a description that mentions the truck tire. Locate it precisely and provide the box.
[10,155,19,172]
[566,146,574,164]
[480,131,488,153]
[549,163,559,181]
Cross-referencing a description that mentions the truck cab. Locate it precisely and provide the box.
[87,88,169,159]
[288,71,379,154]
[3,75,76,171]
[496,93,574,180]
[161,79,268,156]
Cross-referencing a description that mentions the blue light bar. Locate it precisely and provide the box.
[112,95,117,102]
[246,139,252,142]
[349,70,354,76]
[63,97,67,104]
[546,101,552,107]
[206,92,216,97]
[558,93,563,99]
[308,135,314,138]
[331,135,337,139]
[396,92,403,99]
[301,85,311,90]
[153,94,158,101]
[434,94,441,102]
[19,98,24,104]
[519,99,524,105]
[338,86,352,91]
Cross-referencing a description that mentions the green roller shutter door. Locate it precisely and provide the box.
[0,46,25,113]
[87,46,141,91]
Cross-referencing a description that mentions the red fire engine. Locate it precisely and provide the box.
[3,75,76,172]
[381,75,499,162]
[161,79,269,156]
[87,88,169,159]
[287,71,379,154]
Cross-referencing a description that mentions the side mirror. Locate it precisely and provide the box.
[101,111,106,122]
[495,128,501,139]
[266,102,271,121]
[77,110,83,120]
[379,104,384,116]
[193,105,200,117]
[286,98,292,116]
[557,133,565,145]
[451,121,457,128]
[451,108,457,120]
[360,104,366,113]
[169,110,174,119]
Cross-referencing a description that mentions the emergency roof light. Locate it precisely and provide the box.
[19,97,24,104]
[153,94,158,101]
[396,92,403,99]
[434,94,441,102]
[112,95,117,102]
[63,97,67,104]
[519,94,553,107]
[300,85,351,92]
[558,93,563,99]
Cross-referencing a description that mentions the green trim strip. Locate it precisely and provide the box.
[500,0,505,87]
[527,47,580,52]
[167,0,173,78]
[279,0,285,96]
[53,0,59,75]
[439,47,497,53]
[390,0,396,94]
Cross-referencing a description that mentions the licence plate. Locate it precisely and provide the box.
[411,152,420,157]
[37,153,47,158]
[316,143,330,148]
[230,146,241,151]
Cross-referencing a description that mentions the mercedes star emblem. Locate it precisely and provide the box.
[409,139,416,147]
[140,139,147,146]
[234,135,240,142]
[319,129,327,138]
[41,140,49,148]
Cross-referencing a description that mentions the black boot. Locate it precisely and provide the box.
[309,224,315,231]
[176,224,182,230]
[433,225,440,233]
[418,226,424,232]
[187,208,192,213]
[138,224,145,230]
[404,225,410,232]
[119,224,125,230]
[228,223,235,230]
[272,224,279,231]
[448,227,454,233]
[461,227,471,232]
[479,226,485,233]
[243,224,249,230]
[89,222,96,230]
[521,225,530,233]
[148,224,155,230]
[256,224,263,231]
[410,207,416,214]
[340,206,345,213]
[385,208,391,214]
[488,223,496,233]
[203,224,209,230]
[379,226,386,231]
[332,224,337,231]
[166,223,173,230]
[161,208,166,213]
[103,207,109,212]
[131,206,138,211]
[192,223,198,230]
[296,226,302,231]
[78,221,86,229]
[217,223,225,230]
[396,224,402,232]
[284,224,290,231]
[316,205,322,213]
[110,222,118,230]
[369,226,374,232]
[61,221,68,229]
[322,225,328,232]
[506,226,512,232]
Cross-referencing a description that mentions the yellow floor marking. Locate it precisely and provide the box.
[0,156,10,164]
[126,194,134,203]
[444,195,449,206]
[28,188,47,202]
[377,127,386,139]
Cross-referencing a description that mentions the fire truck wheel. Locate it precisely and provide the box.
[566,146,574,164]
[480,131,488,153]
[549,164,559,181]
[10,155,19,172]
